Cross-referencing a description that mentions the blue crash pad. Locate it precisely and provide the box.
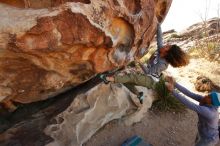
[121,135,153,146]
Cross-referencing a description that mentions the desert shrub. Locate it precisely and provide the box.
[188,40,220,62]
[151,77,186,112]
[170,33,182,38]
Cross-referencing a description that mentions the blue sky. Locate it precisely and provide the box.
[162,0,220,32]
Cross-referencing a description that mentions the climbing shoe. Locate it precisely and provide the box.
[100,74,110,84]
[137,92,144,104]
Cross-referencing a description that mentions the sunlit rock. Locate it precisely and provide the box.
[0,0,171,110]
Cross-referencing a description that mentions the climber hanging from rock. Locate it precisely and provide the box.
[100,23,189,104]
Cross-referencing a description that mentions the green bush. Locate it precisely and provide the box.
[151,77,186,112]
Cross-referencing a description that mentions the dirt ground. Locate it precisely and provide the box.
[84,109,197,146]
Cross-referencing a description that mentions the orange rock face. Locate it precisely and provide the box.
[0,0,91,8]
[0,0,172,110]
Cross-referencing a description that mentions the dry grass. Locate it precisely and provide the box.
[188,38,220,63]
[151,77,186,112]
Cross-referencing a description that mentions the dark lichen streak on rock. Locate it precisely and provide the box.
[0,57,48,103]
[155,0,169,22]
[69,61,95,81]
[112,0,120,6]
[123,0,141,14]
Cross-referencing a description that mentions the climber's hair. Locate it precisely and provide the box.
[164,44,189,67]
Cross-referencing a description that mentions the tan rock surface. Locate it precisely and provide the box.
[0,80,155,146]
[44,83,154,146]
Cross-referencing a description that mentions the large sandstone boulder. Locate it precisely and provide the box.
[0,0,172,110]
[0,0,172,146]
[0,80,155,146]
